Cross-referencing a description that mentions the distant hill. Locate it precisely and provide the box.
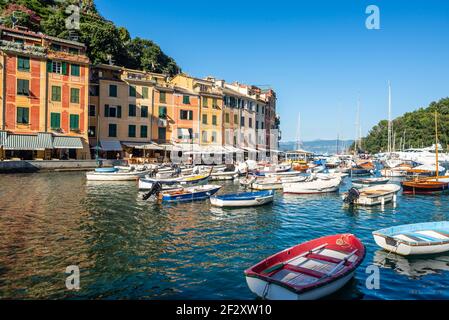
[280,139,354,155]
[0,0,181,75]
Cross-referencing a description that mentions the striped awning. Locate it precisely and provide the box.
[53,136,83,149]
[100,139,122,151]
[4,134,44,150]
[38,133,54,149]
[0,131,7,147]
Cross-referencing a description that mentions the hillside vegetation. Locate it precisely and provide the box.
[0,0,181,75]
[357,97,449,153]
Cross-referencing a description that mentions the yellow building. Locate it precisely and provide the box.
[89,64,167,159]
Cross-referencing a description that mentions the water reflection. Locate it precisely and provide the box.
[373,250,449,279]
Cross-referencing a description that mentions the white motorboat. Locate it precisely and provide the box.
[251,176,307,190]
[342,184,401,206]
[86,169,150,181]
[283,176,342,194]
[210,169,239,181]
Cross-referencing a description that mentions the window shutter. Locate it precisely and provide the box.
[104,104,109,117]
[117,106,122,118]
[24,108,29,123]
[62,62,68,75]
[47,60,52,72]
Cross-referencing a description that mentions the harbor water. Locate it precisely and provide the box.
[1,172,449,299]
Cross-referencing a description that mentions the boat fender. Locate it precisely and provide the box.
[343,187,360,205]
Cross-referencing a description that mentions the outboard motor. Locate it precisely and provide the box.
[344,187,360,205]
[142,182,163,200]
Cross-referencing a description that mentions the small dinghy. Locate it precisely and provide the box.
[210,190,274,208]
[352,177,389,188]
[373,221,449,256]
[143,184,222,202]
[252,176,307,190]
[342,184,401,206]
[245,234,365,300]
[210,169,239,181]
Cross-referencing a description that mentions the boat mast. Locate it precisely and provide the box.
[435,110,439,180]
[355,97,360,156]
[295,112,301,150]
[387,82,391,153]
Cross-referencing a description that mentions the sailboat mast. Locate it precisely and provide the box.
[435,110,439,180]
[388,81,392,153]
[295,112,301,150]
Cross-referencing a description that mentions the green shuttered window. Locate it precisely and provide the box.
[109,85,117,97]
[17,107,29,124]
[141,106,148,118]
[129,104,136,117]
[129,85,136,97]
[71,64,80,76]
[18,56,30,72]
[142,87,149,99]
[70,88,80,103]
[128,125,136,137]
[109,124,117,137]
[70,114,79,130]
[17,79,29,96]
[52,86,61,101]
[50,113,61,129]
[140,125,148,138]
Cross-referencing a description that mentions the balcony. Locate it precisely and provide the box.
[0,40,46,57]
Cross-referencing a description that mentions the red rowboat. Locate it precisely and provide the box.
[244,234,365,300]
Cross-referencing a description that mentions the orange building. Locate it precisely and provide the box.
[0,26,90,160]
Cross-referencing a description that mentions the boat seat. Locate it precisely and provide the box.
[306,253,350,265]
[404,232,441,242]
[433,230,449,238]
[270,269,318,286]
[283,264,327,278]
[415,230,449,241]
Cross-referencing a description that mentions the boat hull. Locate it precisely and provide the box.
[401,181,449,194]
[373,234,449,256]
[210,192,274,208]
[245,271,355,300]
[373,221,449,255]
[86,171,148,181]
[160,185,221,202]
[283,177,341,194]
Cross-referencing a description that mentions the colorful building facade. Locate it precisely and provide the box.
[0,26,90,160]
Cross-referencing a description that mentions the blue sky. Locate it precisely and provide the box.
[96,0,449,141]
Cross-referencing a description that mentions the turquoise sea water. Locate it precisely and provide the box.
[1,172,449,299]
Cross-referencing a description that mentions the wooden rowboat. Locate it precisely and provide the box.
[210,190,274,208]
[156,185,222,202]
[245,234,365,300]
[373,221,449,255]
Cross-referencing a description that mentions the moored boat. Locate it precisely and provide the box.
[342,184,401,206]
[138,173,210,190]
[210,190,274,207]
[244,234,365,300]
[373,221,449,255]
[210,169,239,181]
[283,176,342,194]
[144,184,222,202]
[251,176,307,190]
[352,177,389,188]
[86,169,150,181]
